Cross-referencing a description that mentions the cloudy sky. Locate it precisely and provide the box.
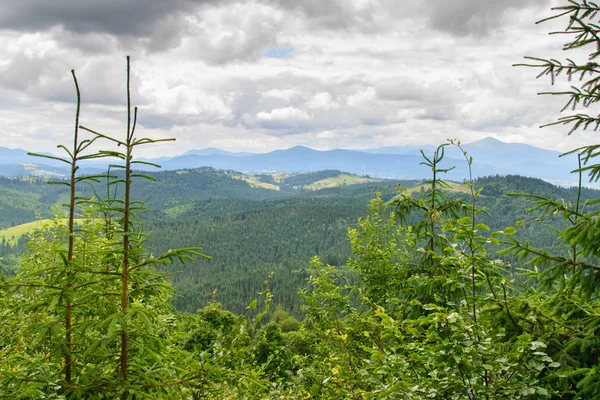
[0,0,596,157]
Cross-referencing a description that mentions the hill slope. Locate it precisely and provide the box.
[0,169,594,314]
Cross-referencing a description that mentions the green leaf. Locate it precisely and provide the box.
[248,299,257,310]
[474,223,489,231]
[310,384,321,396]
[531,341,546,350]
[537,388,549,396]
[459,216,471,224]
[548,362,561,368]
[521,388,536,396]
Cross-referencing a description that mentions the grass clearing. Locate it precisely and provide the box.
[233,174,280,191]
[305,174,381,190]
[0,218,90,245]
[164,203,195,218]
[398,181,471,196]
[0,220,51,245]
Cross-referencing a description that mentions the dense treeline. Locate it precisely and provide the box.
[1,169,591,314]
[155,174,597,314]
[0,176,64,228]
[278,169,348,189]
[147,203,359,314]
[0,170,595,314]
[0,168,403,225]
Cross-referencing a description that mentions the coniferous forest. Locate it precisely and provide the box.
[3,2,600,398]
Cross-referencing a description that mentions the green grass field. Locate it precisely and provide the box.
[0,218,90,245]
[404,181,470,194]
[305,174,380,190]
[0,220,52,245]
[233,174,280,191]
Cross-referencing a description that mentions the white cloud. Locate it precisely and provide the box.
[308,92,339,109]
[347,87,376,107]
[315,130,337,139]
[179,2,284,64]
[141,82,232,121]
[0,0,593,156]
[397,108,426,120]
[256,106,311,121]
[262,88,301,101]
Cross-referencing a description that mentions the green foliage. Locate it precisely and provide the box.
[5,2,600,396]
[282,146,556,399]
[153,203,358,315]
[183,303,239,353]
[0,172,596,317]
[347,194,414,305]
[507,2,600,397]
[0,58,206,399]
[390,144,463,271]
[255,173,275,185]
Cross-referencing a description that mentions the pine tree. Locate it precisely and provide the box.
[0,57,209,399]
[510,1,600,396]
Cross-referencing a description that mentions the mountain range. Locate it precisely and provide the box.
[0,137,586,186]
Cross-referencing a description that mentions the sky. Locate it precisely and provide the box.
[0,0,597,158]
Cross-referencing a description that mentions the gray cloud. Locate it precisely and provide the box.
[0,0,194,35]
[267,0,378,30]
[0,0,400,67]
[0,0,287,64]
[0,0,386,52]
[181,3,282,65]
[0,0,591,156]
[137,113,187,130]
[426,0,550,36]
[212,72,377,132]
[0,48,145,106]
[0,0,551,52]
[47,28,119,55]
[375,78,465,105]
[0,0,231,52]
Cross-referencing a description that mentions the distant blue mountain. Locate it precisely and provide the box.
[158,145,503,181]
[0,147,70,177]
[363,137,580,185]
[461,137,571,166]
[361,144,437,155]
[0,138,590,185]
[0,147,36,164]
[182,148,256,157]
[0,163,69,178]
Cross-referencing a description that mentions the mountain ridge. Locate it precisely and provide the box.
[0,137,586,185]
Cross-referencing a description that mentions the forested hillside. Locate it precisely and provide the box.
[123,173,600,314]
[0,167,592,314]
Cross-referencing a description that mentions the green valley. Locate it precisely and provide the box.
[0,167,591,315]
